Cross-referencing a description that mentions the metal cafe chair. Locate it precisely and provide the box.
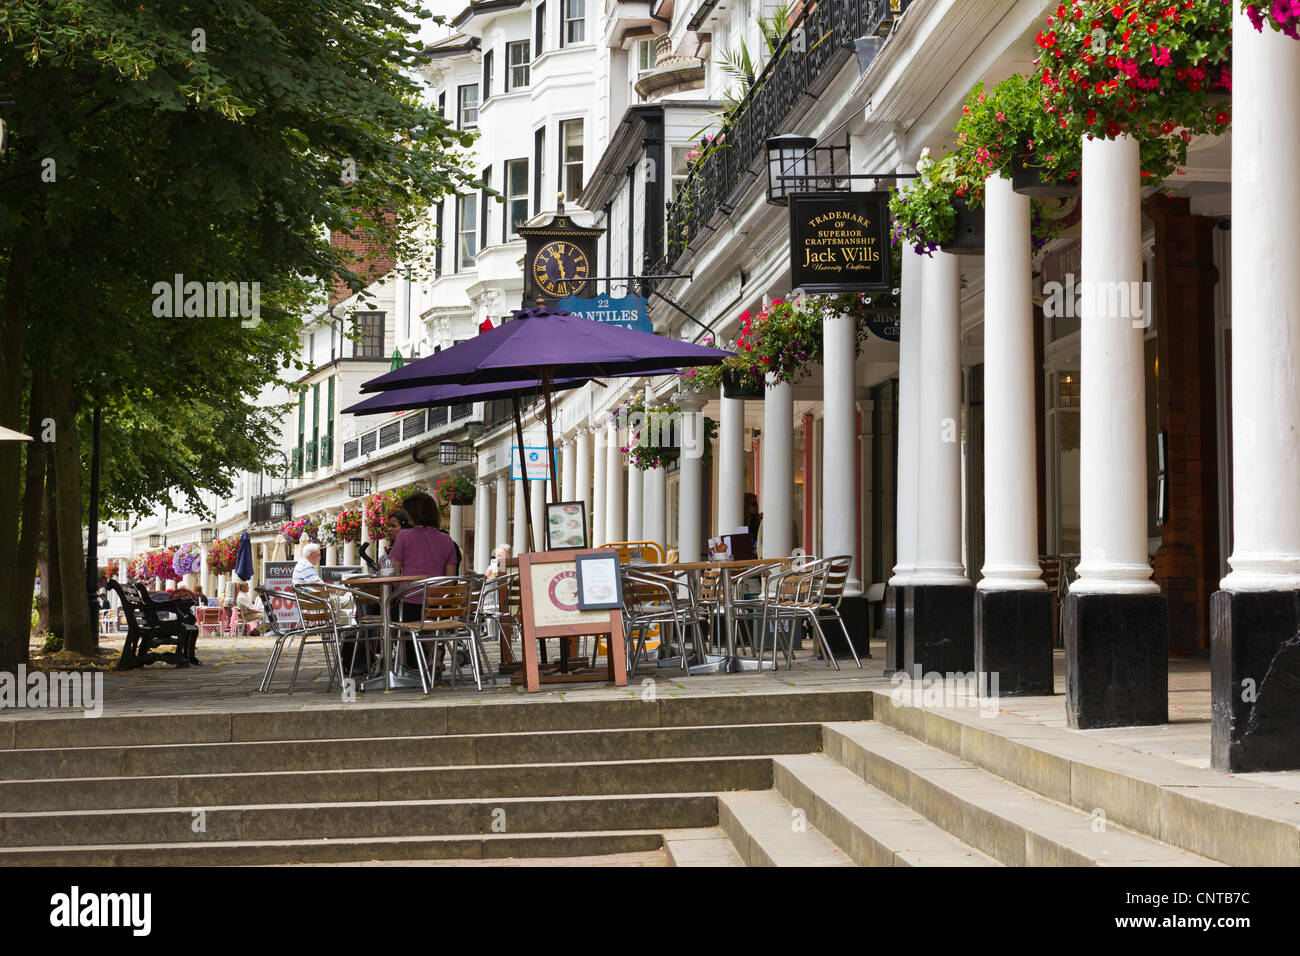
[814,555,864,668]
[621,568,695,675]
[392,578,483,693]
[285,583,373,694]
[728,559,799,659]
[761,559,840,671]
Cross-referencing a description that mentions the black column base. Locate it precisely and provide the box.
[1211,589,1300,773]
[883,585,906,675]
[974,589,1054,697]
[1063,591,1167,729]
[821,594,871,660]
[904,584,974,675]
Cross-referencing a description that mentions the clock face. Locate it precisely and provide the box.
[532,240,591,297]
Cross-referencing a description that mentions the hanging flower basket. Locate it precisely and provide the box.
[721,364,765,399]
[435,474,476,506]
[942,196,985,255]
[1010,153,1081,197]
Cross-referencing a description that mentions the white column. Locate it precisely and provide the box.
[761,376,794,557]
[912,252,969,585]
[980,175,1046,592]
[343,541,356,566]
[890,246,924,586]
[718,395,746,534]
[1071,134,1158,594]
[449,503,465,552]
[574,426,592,533]
[512,477,528,555]
[644,462,667,549]
[822,309,861,592]
[1223,13,1300,591]
[626,463,643,541]
[530,474,547,551]
[604,421,625,541]
[676,391,707,562]
[494,478,508,556]
[559,439,574,502]
[592,425,607,545]
[474,481,491,573]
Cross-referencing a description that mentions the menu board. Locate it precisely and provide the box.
[575,552,623,610]
[546,501,589,550]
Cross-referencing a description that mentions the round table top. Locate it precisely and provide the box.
[344,574,428,585]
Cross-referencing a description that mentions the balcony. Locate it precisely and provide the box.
[341,403,482,467]
[664,0,901,267]
[250,494,291,527]
[305,439,318,472]
[319,434,334,468]
[289,445,303,479]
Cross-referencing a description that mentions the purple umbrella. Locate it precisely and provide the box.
[358,306,732,538]
[342,376,587,417]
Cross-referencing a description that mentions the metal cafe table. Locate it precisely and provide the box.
[346,574,427,691]
[652,559,786,675]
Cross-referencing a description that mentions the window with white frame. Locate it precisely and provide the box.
[638,39,657,75]
[457,84,478,130]
[559,118,584,203]
[563,0,585,44]
[670,145,692,201]
[457,194,477,269]
[507,40,531,90]
[506,158,529,238]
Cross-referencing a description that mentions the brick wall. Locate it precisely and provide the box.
[329,220,397,307]
[1146,196,1221,653]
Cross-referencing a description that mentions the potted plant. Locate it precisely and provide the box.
[619,396,686,471]
[365,483,427,532]
[171,543,202,582]
[434,473,476,506]
[209,536,239,575]
[1035,0,1232,185]
[721,360,767,399]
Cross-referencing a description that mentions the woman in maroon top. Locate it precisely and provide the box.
[390,492,459,672]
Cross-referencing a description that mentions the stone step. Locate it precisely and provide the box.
[0,722,824,780]
[771,753,998,867]
[0,690,872,750]
[822,721,1220,867]
[0,792,717,849]
[717,790,855,866]
[662,827,746,867]
[0,830,668,866]
[0,756,773,812]
[864,688,1300,866]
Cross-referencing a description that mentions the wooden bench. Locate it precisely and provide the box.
[108,579,200,669]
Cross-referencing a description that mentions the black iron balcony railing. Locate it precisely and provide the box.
[664,0,902,268]
[305,439,318,472]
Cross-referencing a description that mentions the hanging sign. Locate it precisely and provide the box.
[556,292,653,334]
[789,191,891,294]
[511,445,558,481]
[865,312,901,343]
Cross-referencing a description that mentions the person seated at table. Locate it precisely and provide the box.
[389,492,459,675]
[293,542,325,585]
[191,585,210,607]
[235,581,265,634]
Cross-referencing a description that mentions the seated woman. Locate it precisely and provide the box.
[388,492,459,676]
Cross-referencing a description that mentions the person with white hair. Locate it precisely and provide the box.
[292,541,325,585]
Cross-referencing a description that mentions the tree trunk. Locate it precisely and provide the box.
[0,236,33,670]
[46,462,62,645]
[51,374,93,656]
[12,363,50,665]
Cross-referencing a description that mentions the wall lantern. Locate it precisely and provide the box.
[348,477,372,498]
[765,134,818,205]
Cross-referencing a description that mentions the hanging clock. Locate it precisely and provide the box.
[531,240,592,298]
[517,214,604,308]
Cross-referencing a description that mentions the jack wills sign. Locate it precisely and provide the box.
[789,192,891,294]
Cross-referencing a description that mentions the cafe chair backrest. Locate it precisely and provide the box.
[294,585,334,631]
[821,556,853,605]
[422,580,471,625]
[598,540,664,565]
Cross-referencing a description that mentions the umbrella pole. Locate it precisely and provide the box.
[543,369,560,506]
[511,394,535,554]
